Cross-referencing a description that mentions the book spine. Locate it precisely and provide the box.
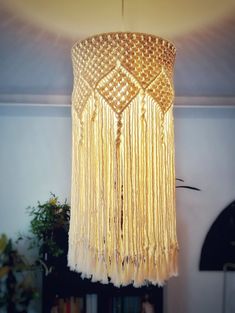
[91,294,97,313]
[70,297,76,313]
[86,294,92,313]
[66,298,71,313]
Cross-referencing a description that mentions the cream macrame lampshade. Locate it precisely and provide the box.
[68,32,178,287]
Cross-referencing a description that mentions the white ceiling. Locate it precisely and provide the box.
[0,0,234,105]
[2,0,235,39]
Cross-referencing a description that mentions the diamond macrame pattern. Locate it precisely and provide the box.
[121,40,164,90]
[97,65,140,114]
[72,33,176,116]
[147,70,174,114]
[72,77,92,116]
[73,35,124,89]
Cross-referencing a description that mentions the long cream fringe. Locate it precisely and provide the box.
[68,91,178,287]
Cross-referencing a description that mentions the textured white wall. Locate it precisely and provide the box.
[0,105,235,313]
[0,106,71,237]
[167,107,235,313]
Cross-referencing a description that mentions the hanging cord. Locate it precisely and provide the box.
[121,0,125,31]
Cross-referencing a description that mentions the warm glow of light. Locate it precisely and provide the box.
[2,0,235,39]
[68,32,178,287]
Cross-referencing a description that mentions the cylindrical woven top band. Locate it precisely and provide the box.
[71,32,176,117]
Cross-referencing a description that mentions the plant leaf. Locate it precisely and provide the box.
[176,178,184,182]
[176,185,201,191]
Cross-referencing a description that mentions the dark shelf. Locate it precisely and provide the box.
[43,268,163,313]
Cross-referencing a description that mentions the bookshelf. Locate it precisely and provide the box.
[43,268,163,313]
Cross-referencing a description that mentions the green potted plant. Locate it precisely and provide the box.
[24,194,70,313]
[0,234,38,313]
[26,193,70,274]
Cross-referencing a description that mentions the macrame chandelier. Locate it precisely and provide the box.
[68,32,178,287]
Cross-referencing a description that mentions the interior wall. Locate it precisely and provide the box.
[0,106,72,237]
[0,104,235,313]
[167,107,235,313]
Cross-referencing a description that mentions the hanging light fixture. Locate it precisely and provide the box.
[68,30,178,287]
